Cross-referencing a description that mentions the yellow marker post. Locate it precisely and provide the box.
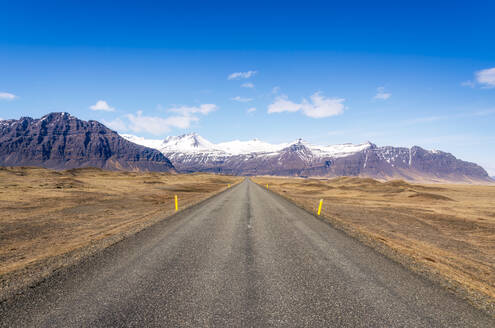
[174,195,178,211]
[266,184,269,190]
[228,184,231,188]
[317,199,323,216]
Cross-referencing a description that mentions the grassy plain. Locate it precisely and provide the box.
[0,166,241,300]
[252,176,495,313]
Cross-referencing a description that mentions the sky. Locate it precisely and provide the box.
[1,0,494,174]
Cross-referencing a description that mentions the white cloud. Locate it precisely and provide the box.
[247,107,256,113]
[101,103,217,136]
[169,104,218,115]
[124,111,199,135]
[268,96,301,113]
[241,82,254,88]
[476,67,495,88]
[231,96,253,103]
[461,80,475,88]
[90,100,115,112]
[0,92,17,101]
[103,118,128,132]
[373,87,391,100]
[272,86,281,94]
[228,70,257,80]
[268,92,345,119]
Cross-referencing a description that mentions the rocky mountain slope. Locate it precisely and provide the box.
[124,133,492,183]
[0,113,175,172]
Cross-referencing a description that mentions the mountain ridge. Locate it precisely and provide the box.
[0,113,175,172]
[123,133,373,157]
[123,133,492,183]
[0,113,490,183]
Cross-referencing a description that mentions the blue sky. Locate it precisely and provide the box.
[1,1,494,174]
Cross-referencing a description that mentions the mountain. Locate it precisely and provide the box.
[123,133,492,183]
[0,113,175,172]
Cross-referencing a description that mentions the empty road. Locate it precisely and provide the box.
[1,179,493,327]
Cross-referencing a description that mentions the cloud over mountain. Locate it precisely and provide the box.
[104,103,218,136]
[90,100,115,112]
[268,92,345,118]
[0,92,17,101]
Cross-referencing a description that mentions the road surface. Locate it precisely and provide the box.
[1,179,493,327]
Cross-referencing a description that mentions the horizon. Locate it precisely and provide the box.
[1,1,494,174]
[3,111,494,176]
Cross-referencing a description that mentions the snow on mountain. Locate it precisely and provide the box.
[216,139,290,155]
[309,142,373,158]
[120,132,492,183]
[121,134,164,150]
[122,133,370,157]
[160,133,216,153]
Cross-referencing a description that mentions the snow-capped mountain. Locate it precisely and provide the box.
[161,133,216,153]
[124,133,372,157]
[122,133,492,183]
[121,134,164,151]
[216,139,290,155]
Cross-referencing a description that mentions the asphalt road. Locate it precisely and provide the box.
[1,179,493,327]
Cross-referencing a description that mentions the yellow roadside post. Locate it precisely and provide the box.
[174,195,178,211]
[228,184,231,188]
[266,184,269,190]
[317,199,323,216]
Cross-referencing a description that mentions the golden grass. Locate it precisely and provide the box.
[252,176,495,311]
[0,167,242,298]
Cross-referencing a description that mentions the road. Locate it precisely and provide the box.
[1,179,493,327]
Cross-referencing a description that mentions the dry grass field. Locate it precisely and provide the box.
[0,167,242,300]
[252,176,495,313]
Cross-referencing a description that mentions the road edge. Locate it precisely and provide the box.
[0,178,245,303]
[250,178,495,318]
